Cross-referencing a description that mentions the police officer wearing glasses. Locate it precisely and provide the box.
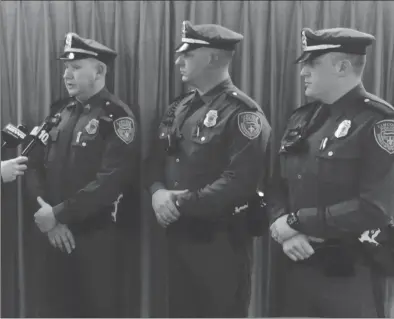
[268,28,394,317]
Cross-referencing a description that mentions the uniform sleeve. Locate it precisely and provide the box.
[175,109,271,220]
[266,149,290,224]
[295,118,394,238]
[25,144,47,210]
[53,115,140,224]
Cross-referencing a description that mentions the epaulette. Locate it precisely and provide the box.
[225,87,260,110]
[362,92,394,116]
[103,99,132,120]
[50,96,74,115]
[170,89,195,106]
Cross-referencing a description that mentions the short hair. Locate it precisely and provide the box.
[330,52,366,76]
[209,48,235,67]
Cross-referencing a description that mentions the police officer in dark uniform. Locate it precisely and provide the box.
[27,33,140,317]
[268,28,394,317]
[147,21,271,317]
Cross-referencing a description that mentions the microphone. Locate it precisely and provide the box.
[2,124,28,149]
[21,114,62,156]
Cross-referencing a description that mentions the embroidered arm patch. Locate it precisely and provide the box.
[237,112,262,140]
[113,117,135,144]
[374,119,394,155]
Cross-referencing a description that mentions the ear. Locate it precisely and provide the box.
[95,62,106,79]
[336,59,352,77]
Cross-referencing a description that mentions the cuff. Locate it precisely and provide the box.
[150,182,166,195]
[53,202,67,224]
[296,207,323,237]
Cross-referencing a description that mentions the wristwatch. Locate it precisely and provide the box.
[287,211,300,229]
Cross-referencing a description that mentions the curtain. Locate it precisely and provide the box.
[1,1,393,317]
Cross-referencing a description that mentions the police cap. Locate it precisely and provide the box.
[175,21,243,53]
[295,27,375,63]
[59,32,117,65]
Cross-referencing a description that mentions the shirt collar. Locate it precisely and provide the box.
[199,78,233,103]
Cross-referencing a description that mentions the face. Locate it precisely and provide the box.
[175,48,212,84]
[300,53,339,100]
[63,59,99,98]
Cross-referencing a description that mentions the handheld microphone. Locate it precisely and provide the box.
[2,124,28,149]
[21,114,62,156]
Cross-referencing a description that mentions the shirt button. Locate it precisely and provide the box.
[297,174,302,179]
[328,151,333,156]
[175,158,180,163]
[232,92,238,96]
[201,136,206,141]
[82,142,87,147]
[364,98,370,102]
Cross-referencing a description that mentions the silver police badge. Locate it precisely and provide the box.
[203,110,218,127]
[334,119,351,138]
[85,119,99,135]
[113,117,135,144]
[374,119,394,154]
[238,112,262,140]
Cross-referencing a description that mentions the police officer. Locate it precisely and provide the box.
[26,33,140,317]
[268,28,394,317]
[1,156,28,183]
[147,21,271,317]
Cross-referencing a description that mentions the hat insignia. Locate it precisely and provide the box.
[182,21,187,38]
[334,120,351,138]
[301,30,307,50]
[68,52,74,59]
[65,33,72,50]
[85,119,99,135]
[203,110,218,128]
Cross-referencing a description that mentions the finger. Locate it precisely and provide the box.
[156,213,168,228]
[17,164,28,171]
[61,234,73,254]
[15,170,25,176]
[171,189,189,195]
[65,229,76,250]
[284,250,298,262]
[157,210,172,225]
[289,247,305,260]
[15,156,28,164]
[48,235,57,248]
[54,234,65,252]
[299,240,315,256]
[166,201,181,219]
[308,236,325,243]
[37,196,47,207]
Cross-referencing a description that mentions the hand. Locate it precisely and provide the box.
[1,156,28,183]
[152,189,188,228]
[34,196,56,232]
[270,214,299,244]
[282,234,315,261]
[47,223,75,254]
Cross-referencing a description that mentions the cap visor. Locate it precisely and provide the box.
[294,51,311,64]
[175,43,190,53]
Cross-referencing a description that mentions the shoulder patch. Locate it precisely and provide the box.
[374,119,394,154]
[238,112,263,139]
[113,117,135,144]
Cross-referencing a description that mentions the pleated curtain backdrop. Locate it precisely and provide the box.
[1,1,394,317]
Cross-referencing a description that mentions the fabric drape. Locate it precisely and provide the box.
[1,1,393,317]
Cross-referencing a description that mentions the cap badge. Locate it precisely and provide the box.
[65,33,72,50]
[182,21,187,38]
[68,52,74,59]
[334,120,351,138]
[203,110,218,128]
[301,30,307,50]
[85,119,99,135]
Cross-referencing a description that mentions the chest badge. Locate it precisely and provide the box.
[85,119,99,135]
[334,120,351,138]
[203,110,218,128]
